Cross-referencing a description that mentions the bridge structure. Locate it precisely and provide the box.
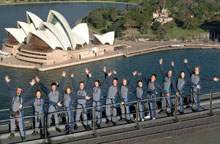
[0,83,219,144]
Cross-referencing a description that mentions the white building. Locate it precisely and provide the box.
[2,10,116,65]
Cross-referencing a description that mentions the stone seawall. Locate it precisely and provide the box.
[0,42,219,71]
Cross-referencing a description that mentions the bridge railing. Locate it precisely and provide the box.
[0,84,219,143]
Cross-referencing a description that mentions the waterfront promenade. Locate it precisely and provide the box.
[0,40,220,71]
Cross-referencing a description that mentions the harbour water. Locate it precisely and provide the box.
[0,48,219,109]
[0,2,128,43]
[0,3,219,118]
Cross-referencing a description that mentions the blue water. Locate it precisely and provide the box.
[0,48,219,109]
[0,3,219,120]
[0,2,128,44]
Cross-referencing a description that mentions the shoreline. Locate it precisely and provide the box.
[124,43,220,57]
[0,41,220,71]
[0,1,138,6]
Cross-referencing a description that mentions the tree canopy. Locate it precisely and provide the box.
[82,0,220,39]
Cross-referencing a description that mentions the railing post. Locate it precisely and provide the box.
[93,104,97,136]
[44,112,48,143]
[208,89,214,116]
[135,100,140,129]
[173,96,178,122]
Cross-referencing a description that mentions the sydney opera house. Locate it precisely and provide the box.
[2,10,115,65]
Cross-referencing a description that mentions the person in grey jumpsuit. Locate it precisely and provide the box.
[159,58,177,116]
[118,71,137,123]
[71,73,91,130]
[171,61,195,114]
[85,67,107,128]
[24,90,48,138]
[184,59,219,111]
[62,86,90,134]
[138,73,167,119]
[5,75,35,141]
[135,80,146,121]
[104,70,121,126]
[35,71,66,132]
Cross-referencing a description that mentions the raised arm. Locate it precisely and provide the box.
[128,71,137,88]
[5,76,15,99]
[184,59,193,75]
[200,74,219,82]
[35,76,48,94]
[84,68,92,89]
[57,71,66,92]
[159,58,166,76]
[85,73,91,91]
[171,61,179,80]
[138,72,149,84]
[113,69,120,83]
[105,71,113,87]
[71,74,78,92]
[100,75,107,88]
[22,79,35,99]
[100,66,108,87]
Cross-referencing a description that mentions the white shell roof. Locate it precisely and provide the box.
[5,28,26,43]
[27,30,63,50]
[26,11,43,29]
[72,23,89,45]
[5,10,115,51]
[94,31,115,45]
[17,21,35,36]
[47,10,76,50]
[38,22,71,50]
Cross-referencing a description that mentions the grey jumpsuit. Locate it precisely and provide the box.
[160,64,176,113]
[62,93,85,131]
[141,75,166,119]
[71,77,90,126]
[6,82,32,137]
[172,66,195,112]
[105,75,121,122]
[24,98,47,134]
[185,63,214,110]
[87,73,107,124]
[119,75,135,120]
[37,77,65,128]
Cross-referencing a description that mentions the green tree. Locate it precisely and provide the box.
[123,18,137,29]
[156,25,167,39]
[159,0,166,9]
[182,18,198,30]
[152,21,162,33]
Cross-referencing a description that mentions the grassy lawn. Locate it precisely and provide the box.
[147,29,154,35]
[166,28,207,36]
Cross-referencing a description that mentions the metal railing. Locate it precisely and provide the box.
[0,85,219,143]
